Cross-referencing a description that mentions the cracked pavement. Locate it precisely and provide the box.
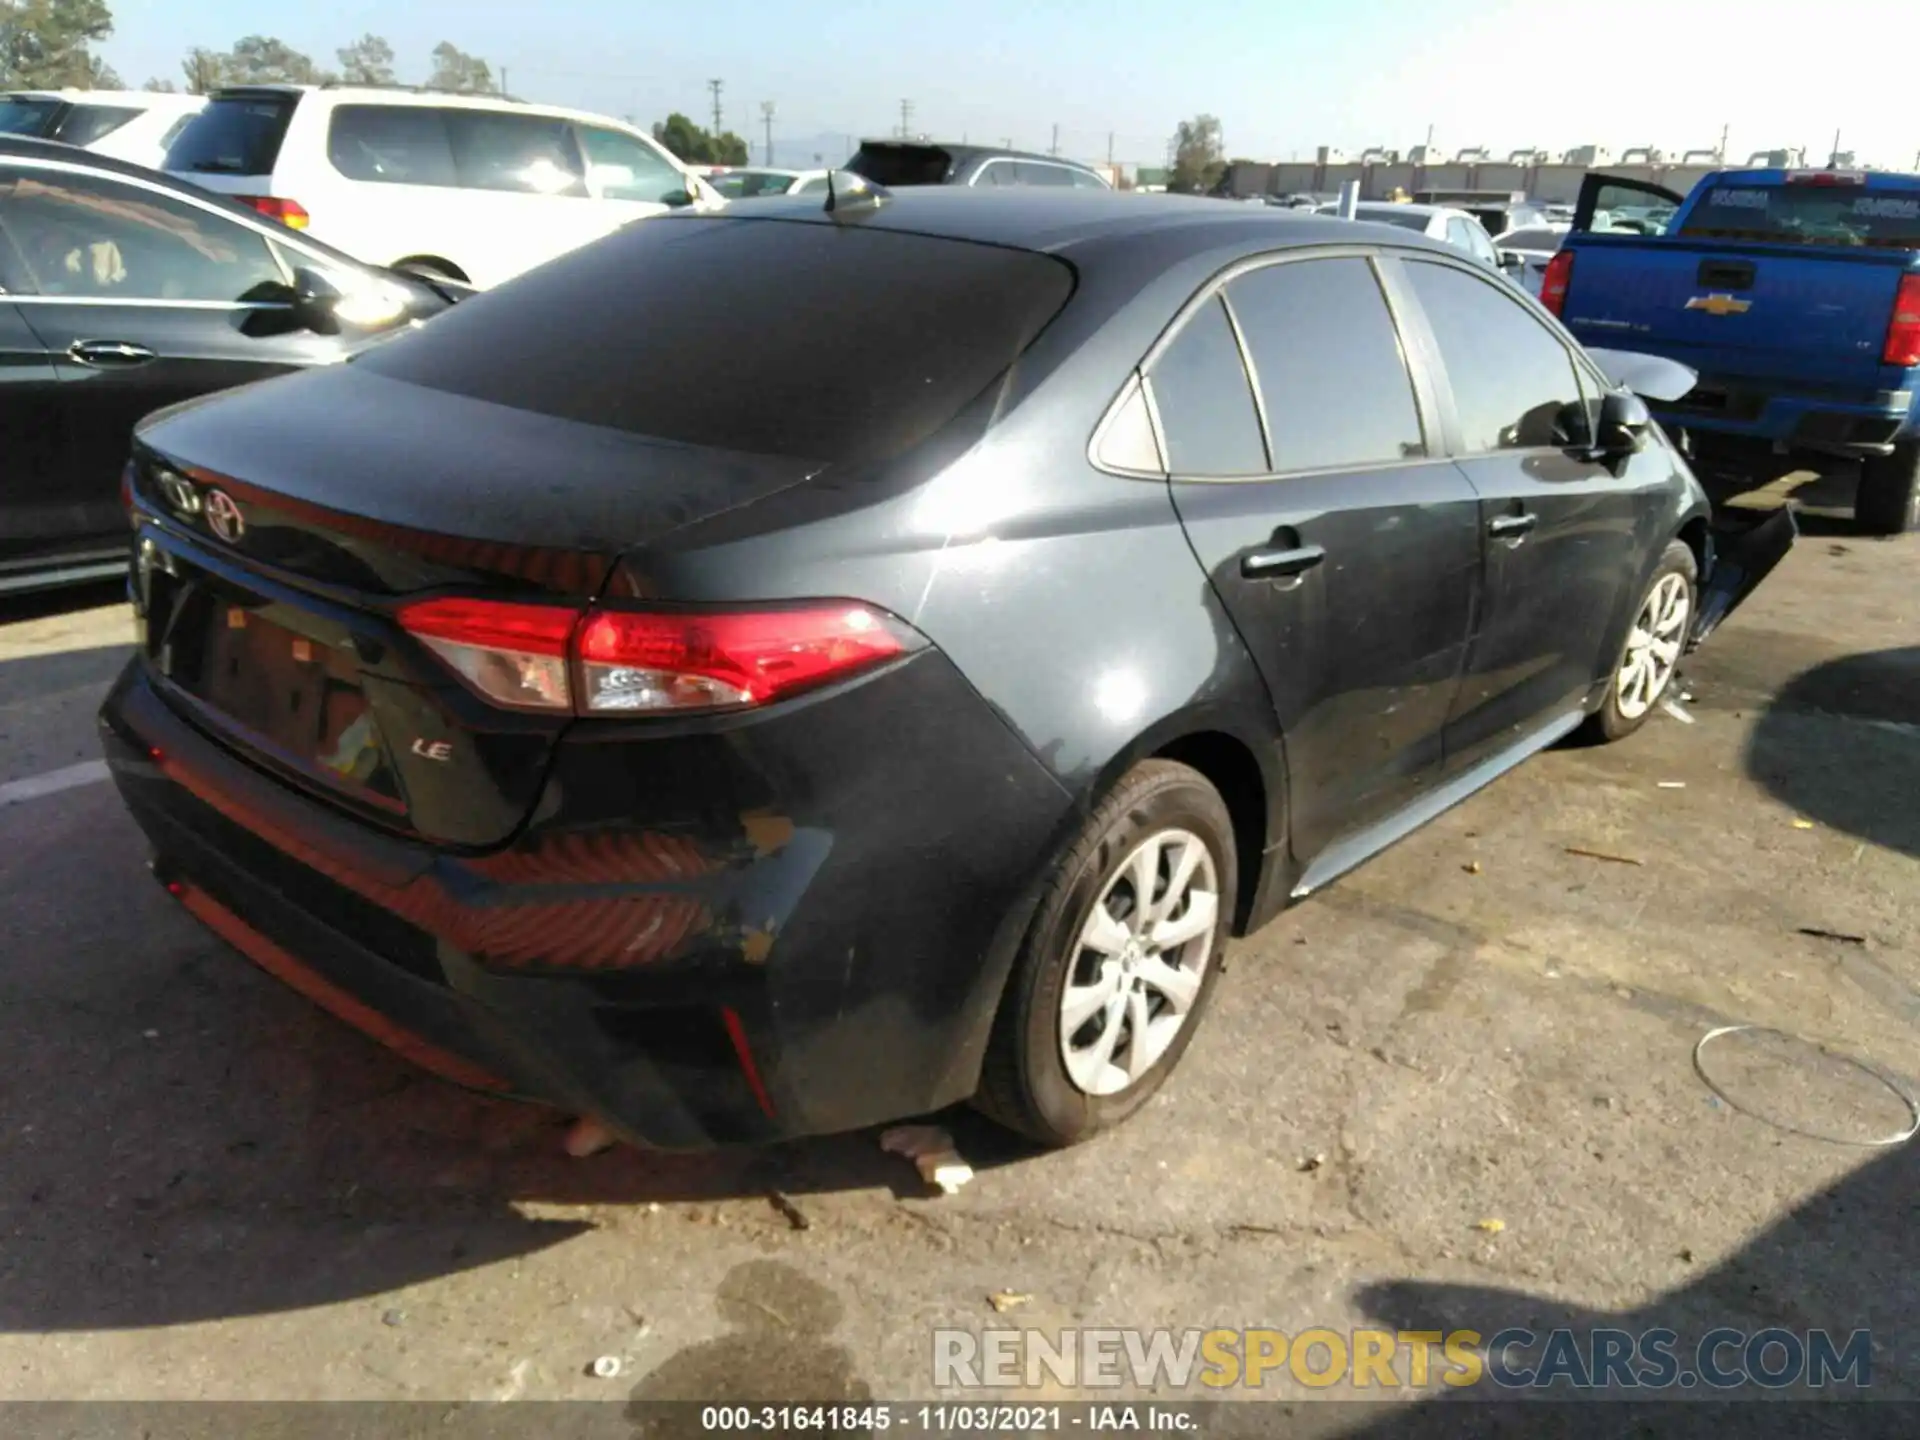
[0,465,1915,1420]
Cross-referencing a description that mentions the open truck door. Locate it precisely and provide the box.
[1573,172,1689,234]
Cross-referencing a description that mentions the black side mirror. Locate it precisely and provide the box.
[1498,249,1525,271]
[1597,389,1651,455]
[291,266,343,336]
[660,188,694,209]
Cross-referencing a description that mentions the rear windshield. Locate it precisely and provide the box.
[845,144,953,186]
[356,217,1074,465]
[165,94,296,175]
[0,97,61,137]
[1678,184,1920,248]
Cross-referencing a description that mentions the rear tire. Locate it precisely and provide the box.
[1582,540,1697,744]
[973,760,1237,1147]
[1856,442,1920,536]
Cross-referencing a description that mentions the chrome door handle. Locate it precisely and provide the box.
[1240,544,1326,579]
[69,339,157,367]
[1488,512,1538,539]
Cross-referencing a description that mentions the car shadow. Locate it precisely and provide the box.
[1743,645,1920,860]
[1345,1134,1918,1435]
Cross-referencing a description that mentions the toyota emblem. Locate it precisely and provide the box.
[204,489,245,544]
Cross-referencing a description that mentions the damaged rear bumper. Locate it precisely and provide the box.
[1690,504,1799,649]
[99,650,1071,1150]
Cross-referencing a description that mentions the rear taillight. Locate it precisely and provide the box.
[1539,250,1574,317]
[398,597,575,712]
[397,598,918,715]
[1883,273,1920,367]
[238,196,309,229]
[1785,170,1865,186]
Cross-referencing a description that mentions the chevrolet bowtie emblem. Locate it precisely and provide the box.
[1685,292,1752,316]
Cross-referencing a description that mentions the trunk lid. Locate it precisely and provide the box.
[132,364,822,848]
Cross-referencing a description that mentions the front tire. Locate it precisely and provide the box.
[1857,442,1920,536]
[973,760,1237,1147]
[1583,539,1697,743]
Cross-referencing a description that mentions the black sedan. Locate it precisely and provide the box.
[0,136,464,596]
[100,187,1786,1149]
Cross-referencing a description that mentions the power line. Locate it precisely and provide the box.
[707,78,723,136]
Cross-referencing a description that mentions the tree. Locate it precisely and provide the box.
[142,75,177,92]
[336,33,395,86]
[222,34,333,85]
[426,41,491,94]
[0,0,114,88]
[179,45,226,94]
[1168,114,1225,194]
[651,111,748,167]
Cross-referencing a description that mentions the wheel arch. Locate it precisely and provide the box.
[1080,704,1288,937]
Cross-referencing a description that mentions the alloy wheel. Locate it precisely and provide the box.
[1616,571,1690,720]
[1059,828,1220,1097]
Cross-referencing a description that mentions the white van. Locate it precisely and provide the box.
[162,85,717,288]
[1,90,206,170]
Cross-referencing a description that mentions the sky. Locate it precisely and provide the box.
[104,0,1920,171]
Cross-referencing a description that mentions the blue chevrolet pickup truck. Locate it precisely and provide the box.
[1543,168,1920,533]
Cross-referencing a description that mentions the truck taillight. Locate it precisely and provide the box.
[1539,250,1574,317]
[238,196,310,229]
[1883,274,1920,367]
[398,598,921,716]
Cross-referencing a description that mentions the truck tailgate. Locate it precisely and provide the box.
[1564,238,1908,388]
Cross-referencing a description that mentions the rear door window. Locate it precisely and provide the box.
[443,110,586,197]
[164,94,296,176]
[327,105,459,186]
[1404,259,1591,452]
[355,219,1074,466]
[1145,295,1268,476]
[1225,257,1425,472]
[1679,183,1920,248]
[1012,162,1074,187]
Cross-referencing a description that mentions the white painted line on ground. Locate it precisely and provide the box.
[0,759,110,808]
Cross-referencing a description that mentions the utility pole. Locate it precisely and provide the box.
[1107,132,1114,166]
[1050,123,1059,156]
[1829,126,1842,166]
[498,66,508,98]
[898,99,914,139]
[707,79,723,137]
[760,101,775,166]
[1717,121,1729,163]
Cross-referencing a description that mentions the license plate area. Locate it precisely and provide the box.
[144,552,408,813]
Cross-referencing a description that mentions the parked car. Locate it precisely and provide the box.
[101,191,1786,1152]
[705,166,831,199]
[843,139,1109,189]
[1328,201,1519,281]
[0,136,467,596]
[161,84,718,288]
[0,89,206,170]
[1492,221,1570,297]
[1549,167,1920,532]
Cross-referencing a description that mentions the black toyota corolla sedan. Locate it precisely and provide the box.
[100,186,1790,1149]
